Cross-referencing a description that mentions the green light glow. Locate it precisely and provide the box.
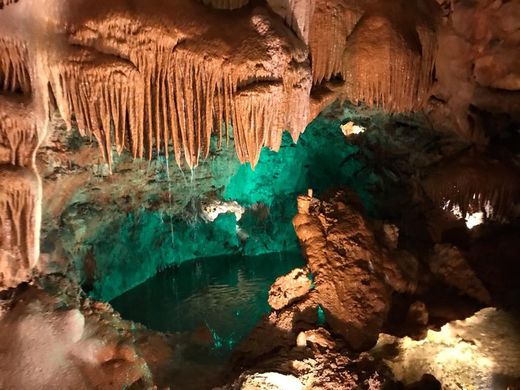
[317,305,326,326]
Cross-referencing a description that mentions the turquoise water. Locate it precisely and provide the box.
[111,251,305,352]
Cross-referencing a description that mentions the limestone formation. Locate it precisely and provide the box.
[423,153,520,221]
[0,94,39,167]
[292,191,414,350]
[0,0,18,9]
[343,1,438,112]
[429,244,491,304]
[0,165,40,288]
[1,0,313,170]
[202,0,249,10]
[268,267,312,310]
[309,0,364,85]
[267,0,316,44]
[0,37,30,93]
[430,0,520,141]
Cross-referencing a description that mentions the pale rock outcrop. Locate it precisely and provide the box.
[0,282,175,389]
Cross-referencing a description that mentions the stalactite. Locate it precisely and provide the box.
[31,3,312,170]
[309,0,363,85]
[423,155,520,221]
[50,42,311,170]
[0,94,38,167]
[48,48,145,172]
[0,164,39,289]
[0,0,19,9]
[0,38,31,94]
[342,1,438,112]
[233,84,279,167]
[202,0,249,9]
[267,0,316,44]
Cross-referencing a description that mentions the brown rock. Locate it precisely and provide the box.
[268,267,312,310]
[293,190,411,351]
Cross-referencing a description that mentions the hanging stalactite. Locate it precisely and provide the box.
[0,38,31,94]
[47,48,145,172]
[0,94,39,167]
[0,0,19,9]
[342,1,439,112]
[422,154,520,222]
[267,0,316,45]
[0,164,39,289]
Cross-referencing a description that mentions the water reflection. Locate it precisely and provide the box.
[111,251,304,352]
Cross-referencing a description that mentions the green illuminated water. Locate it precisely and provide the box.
[111,251,305,352]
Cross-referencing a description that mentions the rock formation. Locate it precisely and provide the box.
[422,152,520,222]
[429,0,520,141]
[0,0,519,387]
[292,190,416,350]
[429,243,491,304]
[343,0,438,112]
[0,278,176,389]
[268,267,312,310]
[0,166,40,288]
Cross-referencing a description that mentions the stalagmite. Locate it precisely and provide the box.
[0,94,39,167]
[342,1,439,112]
[0,38,31,94]
[0,165,40,289]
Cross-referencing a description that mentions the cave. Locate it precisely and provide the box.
[1,0,519,389]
